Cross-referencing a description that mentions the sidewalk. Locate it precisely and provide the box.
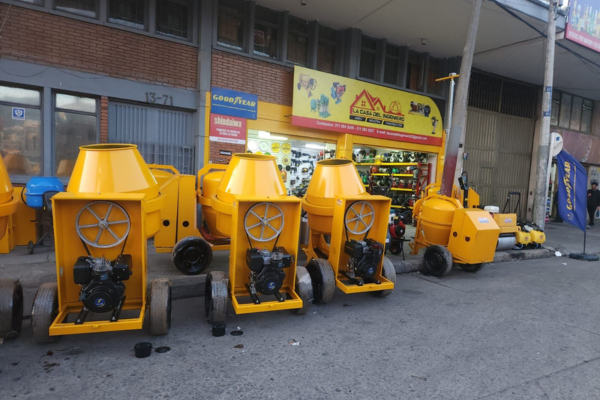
[1,222,570,311]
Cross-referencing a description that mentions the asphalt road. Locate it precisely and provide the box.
[1,257,599,400]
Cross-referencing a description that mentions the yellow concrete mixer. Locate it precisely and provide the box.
[31,144,171,343]
[302,159,396,302]
[410,173,500,276]
[0,154,23,340]
[204,154,312,322]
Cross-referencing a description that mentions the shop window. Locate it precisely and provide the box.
[317,26,336,73]
[383,44,400,86]
[570,96,583,131]
[359,36,377,81]
[108,0,146,30]
[581,99,593,133]
[559,92,572,129]
[405,51,420,90]
[426,57,443,96]
[55,0,98,18]
[0,85,42,176]
[217,0,246,51]
[246,130,336,195]
[54,93,98,176]
[156,0,191,40]
[254,6,279,59]
[287,16,309,66]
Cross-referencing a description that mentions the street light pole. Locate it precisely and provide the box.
[440,0,483,196]
[533,1,557,230]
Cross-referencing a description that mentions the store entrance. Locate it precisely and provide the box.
[247,130,336,196]
[353,145,437,222]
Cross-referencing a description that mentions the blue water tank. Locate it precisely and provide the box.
[25,177,64,209]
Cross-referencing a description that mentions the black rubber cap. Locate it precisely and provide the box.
[231,330,243,336]
[134,342,152,358]
[212,323,226,337]
[155,346,171,354]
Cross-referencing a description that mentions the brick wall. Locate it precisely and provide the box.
[209,142,246,165]
[100,96,108,143]
[0,5,198,89]
[212,50,293,106]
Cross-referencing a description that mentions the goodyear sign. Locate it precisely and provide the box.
[557,150,587,232]
[211,87,257,120]
[292,66,443,146]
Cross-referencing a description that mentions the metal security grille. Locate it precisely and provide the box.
[108,102,195,174]
[463,108,536,219]
[469,71,537,119]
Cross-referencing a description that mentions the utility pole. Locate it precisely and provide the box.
[440,0,482,196]
[533,1,556,230]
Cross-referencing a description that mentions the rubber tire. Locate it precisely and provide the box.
[27,241,34,255]
[459,263,485,273]
[149,278,172,336]
[31,283,59,343]
[172,236,213,275]
[0,279,23,340]
[305,259,335,304]
[291,266,313,315]
[423,245,453,277]
[371,257,396,298]
[205,271,228,324]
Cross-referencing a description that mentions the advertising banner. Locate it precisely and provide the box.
[209,113,247,144]
[557,150,588,232]
[566,0,600,53]
[291,66,443,146]
[556,128,600,165]
[211,87,258,120]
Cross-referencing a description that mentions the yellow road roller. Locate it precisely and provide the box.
[411,173,500,276]
[0,154,23,340]
[204,154,312,322]
[302,159,396,302]
[31,144,171,343]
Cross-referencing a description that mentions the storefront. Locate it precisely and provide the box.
[205,67,446,212]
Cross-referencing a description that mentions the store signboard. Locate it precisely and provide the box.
[566,0,600,53]
[291,66,443,146]
[211,87,257,120]
[556,128,600,165]
[209,113,247,144]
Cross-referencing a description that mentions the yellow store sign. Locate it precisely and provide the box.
[292,66,444,146]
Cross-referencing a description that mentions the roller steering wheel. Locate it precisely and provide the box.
[344,201,375,235]
[76,201,131,249]
[244,202,284,243]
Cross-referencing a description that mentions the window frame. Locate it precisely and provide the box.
[286,16,309,67]
[155,0,194,42]
[216,0,248,52]
[107,0,150,32]
[0,82,44,180]
[0,0,198,46]
[53,0,99,19]
[52,91,100,176]
[552,89,594,134]
[253,5,281,60]
[358,35,378,81]
[316,25,337,73]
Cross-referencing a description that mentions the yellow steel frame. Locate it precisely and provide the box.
[49,192,147,336]
[229,195,303,314]
[12,187,37,246]
[308,195,394,294]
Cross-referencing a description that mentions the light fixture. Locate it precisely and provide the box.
[421,38,427,46]
[301,0,307,5]
[305,143,325,150]
[257,131,287,141]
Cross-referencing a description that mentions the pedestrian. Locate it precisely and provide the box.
[587,180,600,229]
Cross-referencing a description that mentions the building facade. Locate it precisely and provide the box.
[1,0,599,221]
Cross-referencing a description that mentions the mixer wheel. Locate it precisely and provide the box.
[291,266,313,315]
[371,257,396,298]
[31,283,60,343]
[422,245,453,277]
[205,271,228,324]
[306,259,335,304]
[172,236,213,275]
[459,263,485,273]
[0,279,23,340]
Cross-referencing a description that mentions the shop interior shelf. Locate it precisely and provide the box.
[391,188,414,192]
[355,162,419,166]
[391,174,414,177]
[371,173,389,176]
[391,205,414,209]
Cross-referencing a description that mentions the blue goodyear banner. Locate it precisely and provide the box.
[211,87,257,120]
[557,150,588,232]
